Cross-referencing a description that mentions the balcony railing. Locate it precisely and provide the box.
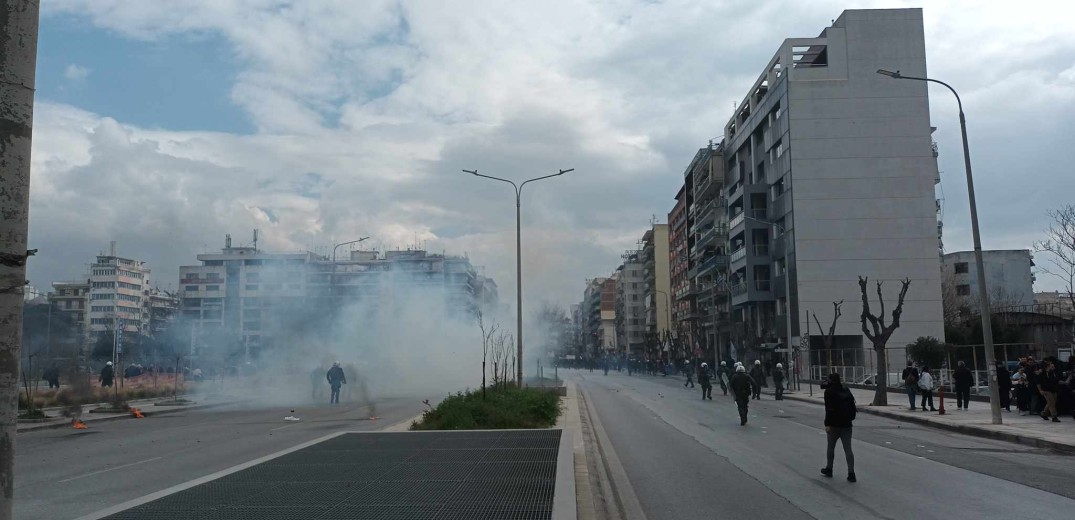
[754,279,772,292]
[752,244,770,256]
[730,247,746,263]
[729,212,745,230]
[750,208,768,220]
[731,282,748,296]
[697,254,729,274]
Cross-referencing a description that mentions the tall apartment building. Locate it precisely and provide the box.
[49,280,89,339]
[722,8,944,365]
[615,251,647,356]
[87,251,151,335]
[641,224,672,348]
[942,250,1035,311]
[669,186,694,349]
[687,145,730,360]
[581,277,606,357]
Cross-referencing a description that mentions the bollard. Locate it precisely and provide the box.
[937,384,946,415]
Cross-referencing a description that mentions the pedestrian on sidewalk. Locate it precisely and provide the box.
[698,362,713,400]
[750,360,765,400]
[1013,366,1031,415]
[996,360,1012,412]
[918,366,937,411]
[683,360,695,388]
[99,362,114,388]
[326,362,347,404]
[820,373,856,483]
[901,361,919,410]
[1038,360,1061,422]
[773,363,786,400]
[1027,358,1043,415]
[953,361,973,410]
[730,365,754,425]
[718,361,730,395]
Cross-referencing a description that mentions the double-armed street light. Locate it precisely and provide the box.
[464,168,574,386]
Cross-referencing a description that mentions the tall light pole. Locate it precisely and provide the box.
[332,237,369,298]
[464,168,574,386]
[877,69,1001,424]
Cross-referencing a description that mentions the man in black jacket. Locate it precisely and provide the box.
[901,361,919,410]
[749,360,765,400]
[729,365,756,425]
[953,361,973,410]
[995,361,1012,412]
[820,373,856,482]
[99,362,114,388]
[326,362,347,404]
[1038,360,1061,422]
[698,362,713,400]
[773,363,786,400]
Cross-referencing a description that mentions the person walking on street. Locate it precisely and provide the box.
[953,361,973,410]
[718,361,730,395]
[918,366,937,411]
[820,373,857,483]
[99,361,114,388]
[996,361,1012,412]
[1013,366,1031,415]
[698,362,713,400]
[683,360,695,388]
[749,360,765,400]
[901,361,919,410]
[729,365,756,425]
[326,361,347,404]
[773,363,786,400]
[1038,360,1061,422]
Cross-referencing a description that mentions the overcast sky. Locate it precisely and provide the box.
[27,0,1075,309]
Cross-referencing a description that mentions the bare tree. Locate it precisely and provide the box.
[859,276,912,406]
[1034,205,1075,337]
[812,300,844,375]
[477,310,498,399]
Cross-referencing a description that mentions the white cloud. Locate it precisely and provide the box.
[30,0,1075,306]
[63,63,90,81]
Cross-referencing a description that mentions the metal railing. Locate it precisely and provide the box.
[729,211,745,230]
[730,247,746,263]
[731,282,748,296]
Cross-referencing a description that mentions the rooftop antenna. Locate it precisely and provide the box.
[225,234,232,249]
[109,241,116,257]
[253,229,259,252]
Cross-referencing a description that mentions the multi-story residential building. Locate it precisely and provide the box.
[615,251,646,356]
[600,276,617,354]
[581,277,606,358]
[687,145,730,361]
[86,248,151,335]
[669,184,695,353]
[49,280,89,340]
[722,8,944,367]
[641,224,672,357]
[146,289,180,338]
[942,250,1035,312]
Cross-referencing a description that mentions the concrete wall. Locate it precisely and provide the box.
[943,250,1035,307]
[787,9,945,359]
[652,224,672,335]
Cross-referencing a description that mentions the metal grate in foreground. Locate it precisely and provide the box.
[103,430,562,520]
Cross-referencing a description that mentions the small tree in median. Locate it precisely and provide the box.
[812,300,844,376]
[859,276,912,406]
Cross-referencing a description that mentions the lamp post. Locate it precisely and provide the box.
[464,168,574,386]
[877,69,1001,425]
[332,237,370,298]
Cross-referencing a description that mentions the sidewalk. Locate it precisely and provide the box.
[16,394,235,433]
[764,385,1075,454]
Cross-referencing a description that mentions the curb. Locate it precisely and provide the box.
[775,391,1075,455]
[16,400,235,433]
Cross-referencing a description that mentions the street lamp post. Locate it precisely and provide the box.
[464,168,574,386]
[332,237,370,298]
[877,69,1001,424]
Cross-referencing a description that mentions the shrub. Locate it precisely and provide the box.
[411,386,561,430]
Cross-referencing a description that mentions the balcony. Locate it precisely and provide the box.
[729,212,745,230]
[695,173,712,195]
[730,247,746,264]
[750,208,768,220]
[752,243,770,256]
[697,254,729,275]
[697,224,728,247]
[731,282,748,296]
[754,279,772,292]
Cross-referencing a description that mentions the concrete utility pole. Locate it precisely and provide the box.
[0,1,41,517]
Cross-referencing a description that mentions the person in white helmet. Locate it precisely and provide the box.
[718,361,730,395]
[749,360,765,400]
[683,360,695,389]
[326,361,347,404]
[698,362,713,400]
[99,361,115,388]
[773,363,786,400]
[729,365,756,425]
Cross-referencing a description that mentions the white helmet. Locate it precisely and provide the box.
[776,363,783,368]
[333,361,341,367]
[106,361,113,366]
[736,365,746,373]
[755,360,761,365]
[720,361,727,366]
[701,362,708,367]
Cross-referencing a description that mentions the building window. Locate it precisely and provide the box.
[185,285,198,291]
[954,262,969,274]
[206,285,220,291]
[245,284,258,291]
[246,272,259,282]
[956,285,971,296]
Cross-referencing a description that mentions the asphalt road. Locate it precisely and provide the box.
[15,395,425,519]
[572,370,1075,520]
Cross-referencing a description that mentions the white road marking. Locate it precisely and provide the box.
[59,457,162,483]
[271,423,300,431]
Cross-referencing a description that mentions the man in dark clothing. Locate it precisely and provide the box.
[729,365,756,425]
[99,362,114,388]
[996,361,1012,412]
[901,361,919,410]
[698,362,713,400]
[718,361,729,395]
[1038,361,1061,422]
[43,365,61,389]
[683,361,694,388]
[953,361,973,410]
[749,361,765,400]
[326,362,347,404]
[773,363,786,400]
[821,373,856,482]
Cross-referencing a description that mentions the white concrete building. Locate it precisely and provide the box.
[943,250,1035,310]
[87,250,151,335]
[723,8,945,369]
[615,251,647,356]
